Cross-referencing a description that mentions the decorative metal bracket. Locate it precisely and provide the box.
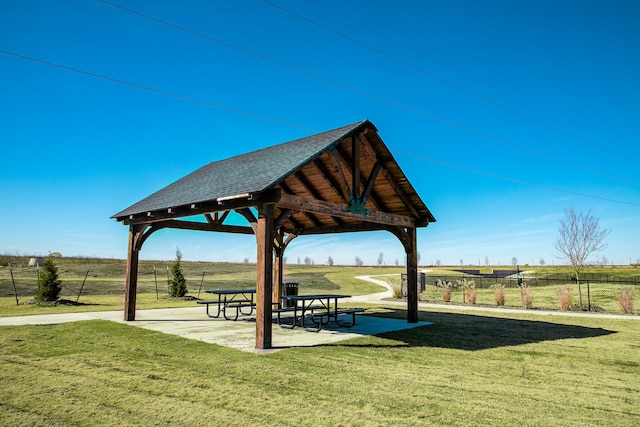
[346,194,370,215]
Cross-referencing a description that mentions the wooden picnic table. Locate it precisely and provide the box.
[199,289,256,321]
[276,294,364,332]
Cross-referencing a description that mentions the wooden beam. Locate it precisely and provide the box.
[124,224,145,321]
[381,167,420,218]
[334,143,387,212]
[273,231,284,307]
[352,134,360,198]
[359,133,422,219]
[294,170,344,226]
[235,207,257,224]
[149,219,254,235]
[277,193,415,228]
[290,222,390,235]
[204,211,230,224]
[118,189,281,225]
[406,227,419,323]
[361,162,381,203]
[280,182,322,227]
[329,147,351,201]
[255,204,274,349]
[313,158,349,203]
[275,209,295,229]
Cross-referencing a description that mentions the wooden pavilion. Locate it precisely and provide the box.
[112,120,435,349]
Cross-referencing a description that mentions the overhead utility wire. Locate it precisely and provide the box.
[309,0,510,98]
[0,50,315,132]
[261,0,639,167]
[98,0,640,187]
[1,49,636,207]
[394,150,640,207]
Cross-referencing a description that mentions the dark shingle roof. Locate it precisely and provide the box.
[112,120,369,219]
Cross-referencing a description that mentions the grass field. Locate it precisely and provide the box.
[1,257,637,316]
[1,307,639,426]
[1,258,639,425]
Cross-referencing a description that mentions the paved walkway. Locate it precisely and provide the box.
[0,306,431,354]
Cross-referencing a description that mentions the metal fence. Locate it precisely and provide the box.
[421,273,638,314]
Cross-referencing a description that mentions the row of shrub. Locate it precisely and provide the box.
[432,279,634,314]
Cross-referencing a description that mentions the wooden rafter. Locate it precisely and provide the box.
[329,146,351,201]
[334,143,387,212]
[280,182,322,227]
[352,135,360,197]
[359,134,420,219]
[204,210,230,225]
[361,162,381,204]
[380,167,419,218]
[294,170,344,226]
[313,158,349,203]
[275,209,295,229]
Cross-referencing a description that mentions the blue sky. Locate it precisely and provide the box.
[1,0,638,267]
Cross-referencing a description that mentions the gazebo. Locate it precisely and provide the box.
[112,120,435,349]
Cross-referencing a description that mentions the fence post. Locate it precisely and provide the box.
[587,280,591,311]
[166,266,170,294]
[76,269,90,302]
[153,265,158,299]
[10,268,19,305]
[198,271,205,298]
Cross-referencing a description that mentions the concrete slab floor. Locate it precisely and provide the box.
[0,306,431,354]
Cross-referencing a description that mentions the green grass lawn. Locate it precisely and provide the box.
[1,306,638,426]
[1,259,639,425]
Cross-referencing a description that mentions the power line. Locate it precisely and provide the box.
[261,0,639,167]
[1,49,637,206]
[97,0,640,187]
[309,0,511,98]
[0,50,315,132]
[393,150,640,207]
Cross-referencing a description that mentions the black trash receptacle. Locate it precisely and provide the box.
[282,282,299,307]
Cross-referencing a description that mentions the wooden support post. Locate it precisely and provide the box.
[273,231,284,307]
[256,204,275,349]
[406,227,419,323]
[124,224,142,321]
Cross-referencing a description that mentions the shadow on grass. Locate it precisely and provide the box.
[349,309,616,351]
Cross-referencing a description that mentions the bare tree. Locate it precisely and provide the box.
[354,256,364,267]
[539,258,545,266]
[435,259,441,267]
[554,207,610,308]
[377,252,384,267]
[327,256,334,266]
[485,256,489,266]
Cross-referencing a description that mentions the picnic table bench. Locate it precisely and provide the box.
[200,289,256,321]
[278,294,365,332]
[312,307,366,328]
